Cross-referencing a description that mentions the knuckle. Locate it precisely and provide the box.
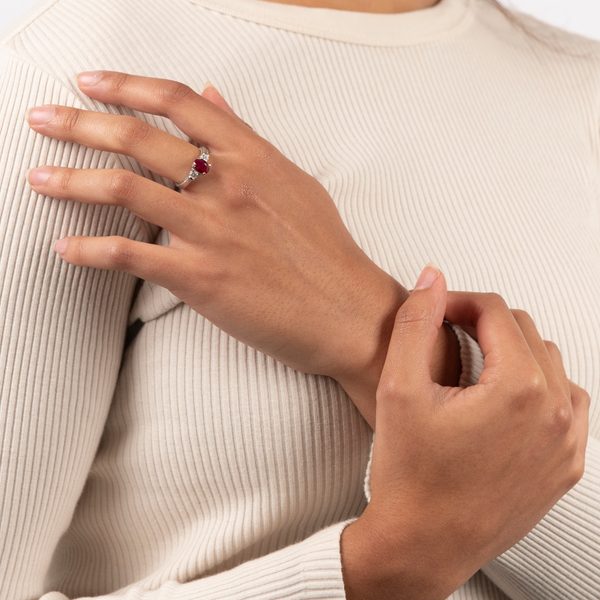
[549,403,573,436]
[156,80,193,107]
[526,367,547,396]
[376,375,403,404]
[108,170,138,204]
[54,169,74,195]
[482,292,509,312]
[377,373,420,406]
[106,238,132,271]
[61,108,83,135]
[573,384,591,408]
[395,305,433,331]
[71,238,84,265]
[394,304,432,338]
[545,340,561,357]
[116,117,151,149]
[109,72,130,94]
[511,308,533,325]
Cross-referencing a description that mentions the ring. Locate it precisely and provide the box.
[176,146,211,189]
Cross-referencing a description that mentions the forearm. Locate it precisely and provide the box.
[340,506,472,600]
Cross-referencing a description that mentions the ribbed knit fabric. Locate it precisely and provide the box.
[1,0,600,599]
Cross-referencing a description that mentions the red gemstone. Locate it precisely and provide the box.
[194,158,210,174]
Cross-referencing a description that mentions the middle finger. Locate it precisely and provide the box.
[27,105,201,186]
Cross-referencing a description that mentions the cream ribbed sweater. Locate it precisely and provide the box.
[1,0,600,598]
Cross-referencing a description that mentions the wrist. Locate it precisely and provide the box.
[340,507,464,600]
[330,271,407,428]
[332,273,461,430]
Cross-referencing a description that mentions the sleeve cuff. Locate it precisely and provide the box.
[446,322,484,388]
[482,435,600,599]
[363,324,484,504]
[40,520,356,600]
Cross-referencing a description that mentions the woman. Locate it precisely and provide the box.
[0,0,597,598]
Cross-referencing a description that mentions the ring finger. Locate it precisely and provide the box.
[27,105,203,187]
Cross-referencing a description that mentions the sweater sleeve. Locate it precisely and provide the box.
[0,48,157,599]
[443,329,600,599]
[483,436,600,600]
[364,325,600,599]
[362,322,485,503]
[39,520,354,600]
[429,327,600,599]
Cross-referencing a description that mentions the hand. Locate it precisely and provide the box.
[26,71,460,426]
[341,264,590,600]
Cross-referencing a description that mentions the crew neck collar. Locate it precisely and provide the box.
[187,0,475,47]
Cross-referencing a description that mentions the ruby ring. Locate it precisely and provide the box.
[176,146,211,189]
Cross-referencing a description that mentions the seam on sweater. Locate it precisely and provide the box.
[185,0,476,48]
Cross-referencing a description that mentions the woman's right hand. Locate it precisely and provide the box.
[340,264,590,600]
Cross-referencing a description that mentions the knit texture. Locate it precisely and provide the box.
[1,0,600,598]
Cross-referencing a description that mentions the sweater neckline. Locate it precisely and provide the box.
[186,0,475,47]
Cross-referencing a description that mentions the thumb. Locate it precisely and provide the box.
[378,263,447,400]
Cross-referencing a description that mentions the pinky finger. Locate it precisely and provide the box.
[55,235,179,288]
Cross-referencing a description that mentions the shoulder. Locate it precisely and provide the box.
[472,1,600,110]
[0,0,213,84]
[478,2,600,63]
[515,9,600,58]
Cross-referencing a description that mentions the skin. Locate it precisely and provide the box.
[26,74,459,430]
[342,267,589,599]
[253,0,458,421]
[25,70,589,598]
[262,0,440,14]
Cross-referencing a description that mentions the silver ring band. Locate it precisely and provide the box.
[176,146,211,189]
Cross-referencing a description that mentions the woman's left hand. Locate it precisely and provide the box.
[25,71,457,426]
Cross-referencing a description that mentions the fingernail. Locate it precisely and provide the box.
[27,106,55,125]
[203,80,216,92]
[414,262,441,290]
[78,71,103,86]
[55,238,68,255]
[27,167,52,186]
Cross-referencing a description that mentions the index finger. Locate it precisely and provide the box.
[445,292,539,384]
[76,71,246,150]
